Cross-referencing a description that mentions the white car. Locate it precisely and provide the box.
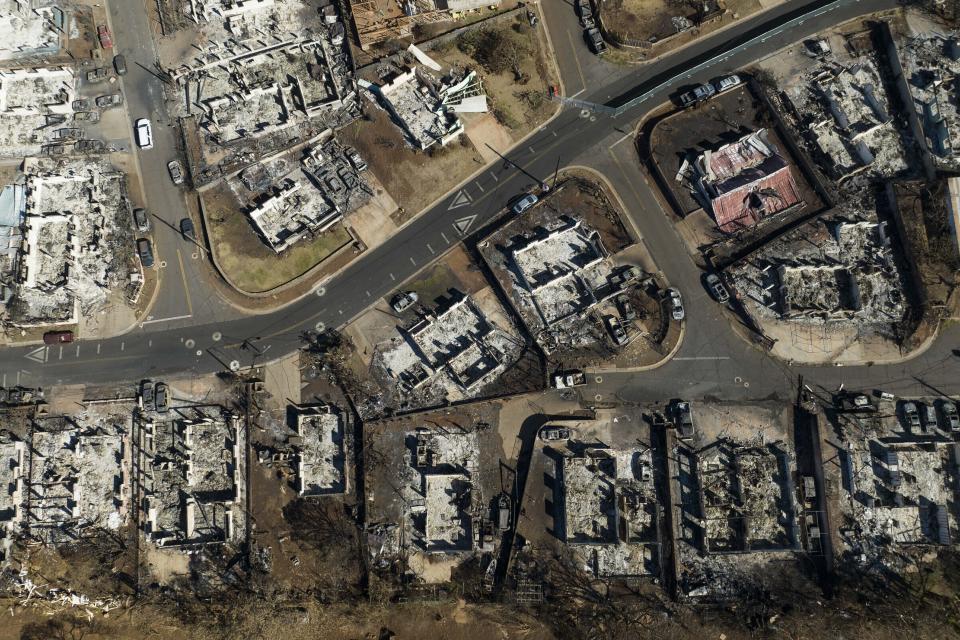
[135,118,153,150]
[667,288,684,321]
[512,193,538,215]
[713,74,743,93]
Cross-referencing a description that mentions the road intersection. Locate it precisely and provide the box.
[4,0,957,404]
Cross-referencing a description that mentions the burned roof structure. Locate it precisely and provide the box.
[691,129,804,233]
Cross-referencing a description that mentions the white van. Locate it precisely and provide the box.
[135,118,153,150]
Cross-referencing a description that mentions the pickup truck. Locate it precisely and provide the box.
[97,25,113,49]
[95,93,123,108]
[585,27,606,55]
[552,370,586,389]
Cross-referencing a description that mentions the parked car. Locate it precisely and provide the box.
[667,288,684,321]
[606,316,627,346]
[585,27,606,55]
[43,330,74,345]
[54,127,82,141]
[705,273,730,303]
[344,146,367,172]
[167,160,185,185]
[72,98,91,111]
[76,139,105,153]
[611,265,642,286]
[923,403,939,430]
[140,380,155,411]
[132,208,150,232]
[901,401,921,430]
[97,24,113,49]
[137,237,154,267]
[180,217,196,242]
[154,382,169,413]
[86,67,109,82]
[512,193,539,215]
[672,400,695,439]
[95,93,123,108]
[538,426,572,442]
[135,118,153,149]
[42,144,65,156]
[679,83,716,107]
[73,111,100,123]
[552,370,586,389]
[391,291,419,313]
[713,74,743,93]
[941,400,960,431]
[113,54,127,75]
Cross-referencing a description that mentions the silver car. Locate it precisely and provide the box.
[512,193,538,215]
[667,288,684,321]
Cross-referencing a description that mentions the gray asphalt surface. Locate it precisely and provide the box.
[5,0,957,404]
[105,0,240,331]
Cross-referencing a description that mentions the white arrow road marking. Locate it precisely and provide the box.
[454,214,477,235]
[24,346,48,363]
[447,189,472,210]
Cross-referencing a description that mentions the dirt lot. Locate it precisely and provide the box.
[200,182,354,293]
[600,0,766,58]
[338,106,486,224]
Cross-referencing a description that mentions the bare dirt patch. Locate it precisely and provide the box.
[200,182,354,293]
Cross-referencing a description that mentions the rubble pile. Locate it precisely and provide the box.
[729,214,907,326]
[373,289,524,408]
[1,157,140,327]
[781,53,908,181]
[481,212,646,354]
[232,137,371,252]
[169,0,360,186]
[559,445,658,577]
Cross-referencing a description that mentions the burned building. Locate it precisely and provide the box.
[897,28,960,172]
[780,53,908,181]
[2,158,140,327]
[292,403,347,497]
[693,439,798,554]
[688,129,804,233]
[169,0,359,184]
[24,414,127,544]
[239,139,371,253]
[558,445,659,578]
[0,1,65,62]
[374,289,524,407]
[0,66,76,159]
[361,66,486,150]
[480,212,647,355]
[133,407,246,549]
[836,404,960,568]
[730,215,907,326]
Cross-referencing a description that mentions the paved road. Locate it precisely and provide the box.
[5,0,956,403]
[104,0,239,331]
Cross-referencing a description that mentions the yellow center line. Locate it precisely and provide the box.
[176,248,194,316]
[565,30,588,94]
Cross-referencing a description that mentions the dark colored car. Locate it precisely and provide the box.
[154,382,169,412]
[43,330,74,344]
[113,54,127,75]
[180,217,196,242]
[137,238,154,267]
[140,380,155,411]
[679,83,716,107]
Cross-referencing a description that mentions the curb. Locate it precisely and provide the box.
[589,319,686,374]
